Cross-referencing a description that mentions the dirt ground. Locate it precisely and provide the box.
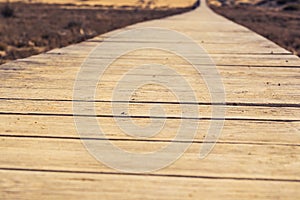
[208,0,300,56]
[0,2,195,64]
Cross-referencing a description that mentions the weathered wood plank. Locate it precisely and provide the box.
[1,57,299,103]
[0,0,300,199]
[0,137,300,180]
[0,99,299,120]
[0,114,299,144]
[1,170,299,200]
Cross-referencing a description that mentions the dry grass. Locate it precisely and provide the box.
[0,1,195,64]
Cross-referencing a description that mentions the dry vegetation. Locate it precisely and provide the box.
[0,0,197,64]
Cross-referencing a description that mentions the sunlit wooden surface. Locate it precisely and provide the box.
[0,1,300,199]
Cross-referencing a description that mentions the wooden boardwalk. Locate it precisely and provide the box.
[1,1,300,199]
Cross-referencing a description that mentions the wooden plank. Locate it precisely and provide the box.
[1,56,299,103]
[0,83,298,104]
[0,114,299,144]
[1,137,300,180]
[0,0,300,199]
[4,53,300,70]
[1,170,300,200]
[0,99,299,120]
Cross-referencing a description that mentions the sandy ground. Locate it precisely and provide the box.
[0,0,196,8]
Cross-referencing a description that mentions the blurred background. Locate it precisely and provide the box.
[0,0,299,64]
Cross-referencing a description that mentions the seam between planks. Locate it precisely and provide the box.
[0,112,299,122]
[1,134,300,147]
[1,98,300,108]
[1,167,300,183]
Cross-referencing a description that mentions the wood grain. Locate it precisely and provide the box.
[0,0,300,199]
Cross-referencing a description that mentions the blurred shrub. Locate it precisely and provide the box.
[1,3,14,18]
[65,21,82,29]
[276,0,299,5]
[0,42,7,51]
[283,4,300,11]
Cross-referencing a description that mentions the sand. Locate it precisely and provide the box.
[0,0,196,8]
